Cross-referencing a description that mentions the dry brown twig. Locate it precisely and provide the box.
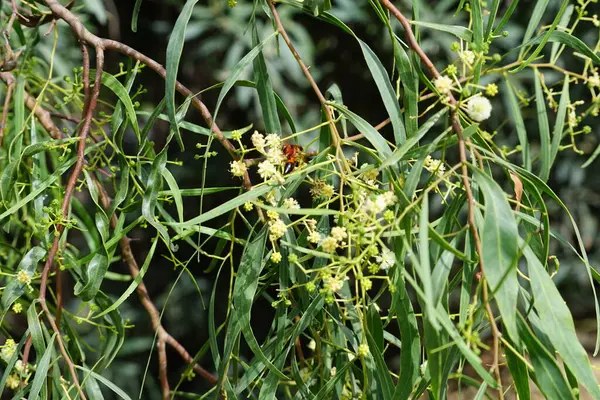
[379,0,504,397]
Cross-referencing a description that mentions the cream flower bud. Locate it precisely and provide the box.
[465,96,492,122]
[251,131,266,153]
[434,75,453,95]
[229,160,247,177]
[258,160,277,180]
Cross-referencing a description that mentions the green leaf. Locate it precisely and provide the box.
[492,0,519,36]
[504,80,531,170]
[357,40,405,145]
[410,21,473,41]
[551,78,568,166]
[330,103,392,160]
[391,259,420,399]
[73,253,109,301]
[304,0,331,16]
[165,0,198,151]
[512,0,569,73]
[28,333,57,400]
[417,194,439,331]
[252,25,281,133]
[131,0,143,32]
[484,0,501,40]
[142,151,174,251]
[99,71,141,140]
[523,243,600,398]
[470,0,483,51]
[161,168,184,223]
[1,247,46,312]
[213,31,279,122]
[93,238,158,319]
[472,168,519,342]
[504,337,531,400]
[75,365,133,400]
[534,70,551,182]
[521,30,600,65]
[518,315,575,399]
[379,108,447,170]
[519,0,550,57]
[233,228,289,381]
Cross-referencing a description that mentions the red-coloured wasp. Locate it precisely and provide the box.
[282,144,305,174]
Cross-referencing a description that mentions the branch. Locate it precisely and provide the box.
[37,45,105,400]
[0,72,62,139]
[266,0,344,155]
[41,0,257,194]
[95,179,218,397]
[379,0,504,396]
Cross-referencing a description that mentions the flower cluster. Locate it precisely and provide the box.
[229,131,294,184]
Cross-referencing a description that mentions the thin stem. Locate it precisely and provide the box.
[379,1,504,396]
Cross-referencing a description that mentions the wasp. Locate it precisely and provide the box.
[282,144,304,174]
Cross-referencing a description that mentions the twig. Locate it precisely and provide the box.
[345,117,391,142]
[266,0,342,150]
[95,180,218,397]
[0,72,62,139]
[38,45,105,400]
[41,0,256,194]
[0,76,14,146]
[379,1,504,397]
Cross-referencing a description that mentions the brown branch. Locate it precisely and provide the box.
[345,117,391,142]
[94,180,218,397]
[0,75,14,146]
[41,0,257,193]
[380,0,504,397]
[266,0,341,150]
[38,45,105,400]
[0,72,62,139]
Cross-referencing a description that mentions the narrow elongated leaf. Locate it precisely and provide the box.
[165,0,198,151]
[380,108,447,170]
[522,30,600,65]
[99,72,141,139]
[304,0,331,16]
[357,40,405,145]
[391,259,420,399]
[504,338,531,400]
[512,0,569,73]
[233,228,289,380]
[75,366,133,400]
[28,333,57,400]
[523,243,600,398]
[1,247,46,312]
[93,238,158,319]
[252,25,281,133]
[73,253,109,301]
[518,316,575,399]
[131,0,143,32]
[472,169,519,342]
[551,78,569,166]
[534,70,551,182]
[504,81,531,170]
[142,151,173,250]
[470,0,483,51]
[410,21,473,41]
[213,31,278,121]
[330,103,392,159]
[519,0,550,56]
[161,168,184,223]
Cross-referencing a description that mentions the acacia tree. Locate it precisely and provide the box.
[1,0,600,399]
